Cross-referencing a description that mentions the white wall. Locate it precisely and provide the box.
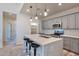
[0,11,3,48]
[0,3,22,14]
[0,3,24,48]
[16,13,31,45]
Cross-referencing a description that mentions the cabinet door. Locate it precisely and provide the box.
[67,14,75,29]
[63,37,71,50]
[75,13,79,29]
[71,38,79,53]
[62,16,68,29]
[42,21,47,29]
[56,17,62,24]
[54,18,58,24]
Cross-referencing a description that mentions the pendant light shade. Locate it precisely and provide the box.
[35,4,38,20]
[29,6,33,21]
[35,15,38,20]
[26,9,30,12]
[44,9,48,16]
[44,4,48,16]
[30,17,32,21]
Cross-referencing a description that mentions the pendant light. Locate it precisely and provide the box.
[35,4,38,20]
[44,4,48,16]
[30,6,33,21]
[30,17,32,21]
[35,11,38,20]
[26,4,30,12]
[44,9,48,16]
[35,15,38,20]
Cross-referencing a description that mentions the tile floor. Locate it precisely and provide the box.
[0,45,78,56]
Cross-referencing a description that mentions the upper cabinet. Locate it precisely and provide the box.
[42,19,55,29]
[75,13,79,29]
[62,16,68,29]
[67,14,76,29]
[42,20,48,29]
[42,12,79,30]
[56,17,62,24]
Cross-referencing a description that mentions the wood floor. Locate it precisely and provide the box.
[63,49,78,56]
[0,45,78,56]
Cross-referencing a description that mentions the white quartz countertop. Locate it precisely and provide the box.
[61,35,79,39]
[25,34,63,46]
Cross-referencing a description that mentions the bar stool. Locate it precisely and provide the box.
[24,37,29,53]
[24,37,33,55]
[27,39,33,55]
[31,42,40,56]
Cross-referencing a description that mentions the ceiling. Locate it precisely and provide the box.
[0,3,22,13]
[21,3,79,19]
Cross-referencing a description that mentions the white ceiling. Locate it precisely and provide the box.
[21,3,79,19]
[0,3,22,13]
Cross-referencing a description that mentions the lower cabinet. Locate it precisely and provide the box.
[70,38,79,53]
[63,37,71,50]
[63,36,79,53]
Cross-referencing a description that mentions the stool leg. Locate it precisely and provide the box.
[27,42,30,55]
[29,43,31,56]
[34,48,36,56]
[26,41,28,53]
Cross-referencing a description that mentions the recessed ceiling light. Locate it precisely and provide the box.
[58,3,62,6]
[26,9,30,12]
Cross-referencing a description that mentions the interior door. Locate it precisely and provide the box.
[3,12,16,47]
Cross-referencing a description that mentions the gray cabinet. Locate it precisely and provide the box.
[70,38,79,53]
[63,37,71,50]
[76,13,79,29]
[67,14,75,29]
[56,17,62,24]
[63,36,79,53]
[62,16,68,29]
[54,18,58,24]
[42,12,79,30]
[42,19,55,29]
[42,21,47,29]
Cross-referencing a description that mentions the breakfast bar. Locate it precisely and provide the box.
[25,34,63,56]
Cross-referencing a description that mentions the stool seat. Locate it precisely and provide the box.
[28,40,33,43]
[31,43,40,48]
[31,42,40,56]
[24,38,29,41]
[27,39,33,56]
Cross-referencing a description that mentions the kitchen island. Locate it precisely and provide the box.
[25,34,63,56]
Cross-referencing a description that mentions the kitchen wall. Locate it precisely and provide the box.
[16,13,31,45]
[41,6,79,36]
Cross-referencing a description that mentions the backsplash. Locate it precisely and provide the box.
[42,29,79,36]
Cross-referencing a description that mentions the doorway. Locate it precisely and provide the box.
[3,12,16,47]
